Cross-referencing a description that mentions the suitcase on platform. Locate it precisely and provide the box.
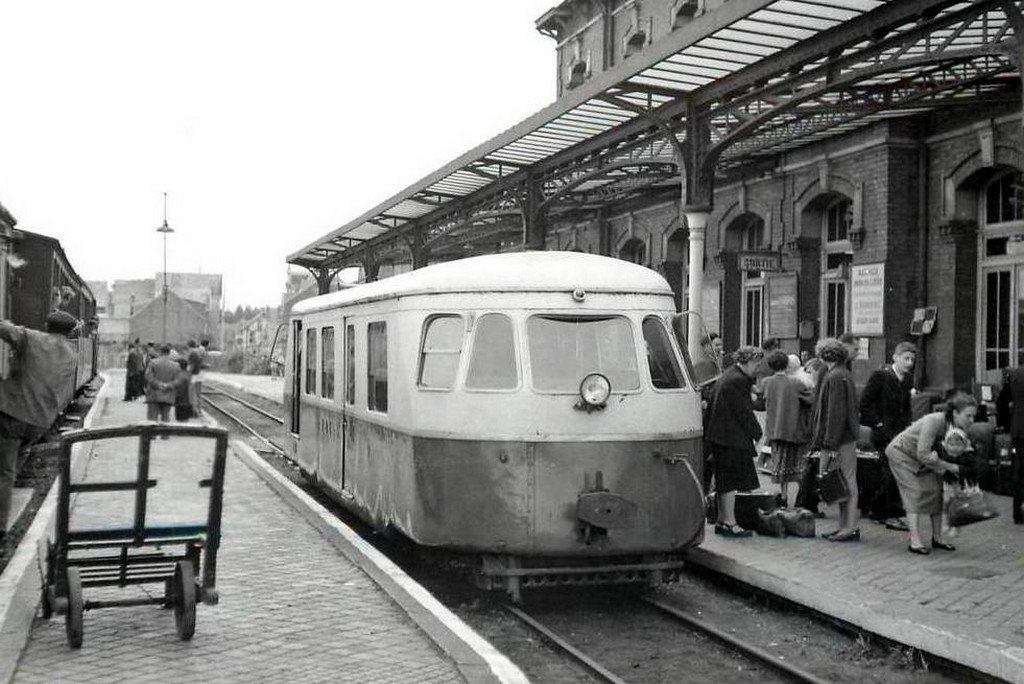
[734,491,781,531]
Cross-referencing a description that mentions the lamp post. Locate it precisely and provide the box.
[156,192,174,344]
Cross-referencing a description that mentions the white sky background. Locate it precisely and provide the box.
[0,1,557,308]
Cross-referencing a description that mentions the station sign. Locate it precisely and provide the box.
[850,262,885,335]
[738,251,781,272]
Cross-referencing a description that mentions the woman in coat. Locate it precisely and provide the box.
[706,345,764,537]
[886,392,974,554]
[763,350,813,507]
[811,338,860,542]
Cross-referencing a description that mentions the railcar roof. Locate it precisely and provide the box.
[291,251,673,315]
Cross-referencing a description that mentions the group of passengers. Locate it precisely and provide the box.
[124,338,208,424]
[703,332,1008,554]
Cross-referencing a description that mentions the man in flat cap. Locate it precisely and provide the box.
[0,310,79,541]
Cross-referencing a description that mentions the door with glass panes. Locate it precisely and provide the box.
[980,265,1024,384]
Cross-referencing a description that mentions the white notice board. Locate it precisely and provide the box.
[850,263,885,335]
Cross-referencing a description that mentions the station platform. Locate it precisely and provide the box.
[687,493,1024,683]
[0,372,525,683]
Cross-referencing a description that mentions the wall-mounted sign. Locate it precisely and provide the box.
[767,273,798,338]
[738,251,781,272]
[850,262,885,335]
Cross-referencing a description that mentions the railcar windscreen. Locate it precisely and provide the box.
[641,316,686,389]
[527,315,639,392]
[465,314,518,390]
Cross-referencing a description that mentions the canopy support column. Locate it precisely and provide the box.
[522,176,548,250]
[305,266,340,296]
[681,110,717,360]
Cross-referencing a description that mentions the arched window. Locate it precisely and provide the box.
[821,196,853,338]
[619,237,646,265]
[979,170,1024,376]
[730,213,766,347]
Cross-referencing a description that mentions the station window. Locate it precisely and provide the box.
[418,315,463,389]
[367,321,387,412]
[345,324,355,405]
[642,316,686,389]
[821,196,853,338]
[527,315,639,392]
[466,314,518,390]
[986,171,1024,225]
[305,328,317,396]
[321,327,335,400]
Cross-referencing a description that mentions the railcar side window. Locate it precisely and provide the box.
[418,315,463,389]
[527,315,639,392]
[321,327,335,399]
[641,316,686,389]
[466,313,517,390]
[305,328,317,396]
[367,321,387,412]
[345,324,355,405]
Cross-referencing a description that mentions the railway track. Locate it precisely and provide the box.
[200,386,288,457]
[505,595,830,684]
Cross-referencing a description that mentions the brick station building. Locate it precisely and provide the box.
[290,0,1023,394]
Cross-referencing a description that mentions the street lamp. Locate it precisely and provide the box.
[156,192,174,344]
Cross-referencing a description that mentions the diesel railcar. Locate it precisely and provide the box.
[0,206,97,393]
[285,251,707,598]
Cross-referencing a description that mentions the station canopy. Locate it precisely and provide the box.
[289,0,1022,272]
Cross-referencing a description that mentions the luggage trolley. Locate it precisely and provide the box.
[39,423,229,648]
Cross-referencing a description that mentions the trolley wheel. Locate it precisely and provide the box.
[173,560,197,641]
[65,567,84,649]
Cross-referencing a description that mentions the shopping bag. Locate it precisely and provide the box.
[945,485,1000,527]
[817,450,850,505]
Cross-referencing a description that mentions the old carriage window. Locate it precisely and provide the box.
[527,315,639,392]
[345,324,355,405]
[466,314,518,390]
[321,327,335,400]
[418,315,463,389]
[305,328,317,396]
[367,321,387,412]
[642,316,685,389]
[986,171,1024,225]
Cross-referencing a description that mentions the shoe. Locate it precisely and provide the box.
[820,529,839,539]
[1014,519,1023,525]
[715,523,753,538]
[908,544,930,555]
[827,529,861,542]
[931,539,956,551]
[884,518,909,531]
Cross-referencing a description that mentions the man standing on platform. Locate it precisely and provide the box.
[0,311,79,541]
[145,344,182,424]
[860,341,917,530]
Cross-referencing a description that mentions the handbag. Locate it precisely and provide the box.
[945,484,1000,527]
[817,450,850,504]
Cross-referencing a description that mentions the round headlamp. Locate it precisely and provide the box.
[579,373,611,407]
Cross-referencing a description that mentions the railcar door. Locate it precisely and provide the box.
[341,317,353,490]
[290,320,302,434]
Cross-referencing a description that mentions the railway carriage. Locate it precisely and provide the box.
[285,251,708,597]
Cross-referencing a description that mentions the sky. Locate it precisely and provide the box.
[0,1,558,308]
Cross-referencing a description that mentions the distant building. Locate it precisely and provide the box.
[86,280,110,315]
[130,289,210,346]
[111,279,155,318]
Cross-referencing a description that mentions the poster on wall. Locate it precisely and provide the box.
[701,281,721,336]
[850,263,885,335]
[767,273,798,339]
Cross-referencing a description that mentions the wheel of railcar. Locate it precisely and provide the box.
[173,560,197,640]
[65,567,84,648]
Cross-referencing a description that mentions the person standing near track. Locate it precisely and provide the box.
[0,310,79,541]
[145,344,181,424]
[186,339,207,418]
[996,368,1024,525]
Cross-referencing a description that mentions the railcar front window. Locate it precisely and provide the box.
[466,313,518,390]
[418,315,463,389]
[305,328,317,396]
[642,317,685,389]
[321,327,335,399]
[527,315,639,392]
[367,321,387,412]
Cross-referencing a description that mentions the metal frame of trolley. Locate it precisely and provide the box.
[39,423,229,648]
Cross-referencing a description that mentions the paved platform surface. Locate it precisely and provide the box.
[687,491,1024,683]
[204,372,284,404]
[8,373,515,683]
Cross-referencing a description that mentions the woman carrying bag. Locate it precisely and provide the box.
[885,392,976,555]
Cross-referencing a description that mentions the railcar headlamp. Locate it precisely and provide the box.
[578,373,611,409]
